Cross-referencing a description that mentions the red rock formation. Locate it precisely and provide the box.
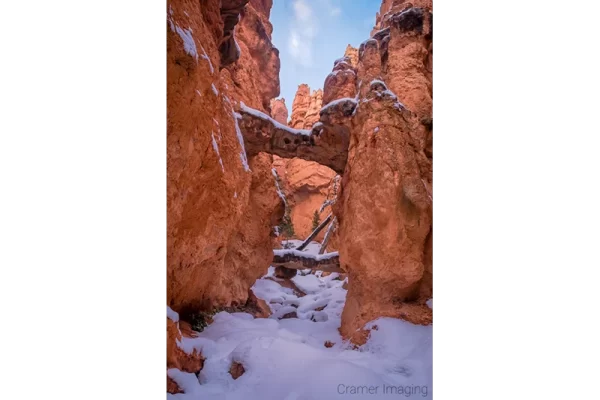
[323,55,358,105]
[370,1,433,120]
[225,0,281,111]
[303,89,323,129]
[167,3,284,390]
[290,85,323,129]
[280,159,336,240]
[270,98,288,124]
[372,0,433,35]
[248,0,274,36]
[269,157,339,244]
[289,84,311,129]
[328,1,433,343]
[344,44,359,68]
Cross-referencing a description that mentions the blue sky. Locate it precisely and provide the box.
[270,0,381,114]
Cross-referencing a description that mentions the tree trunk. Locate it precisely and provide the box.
[296,213,332,251]
[272,251,341,273]
[319,217,337,254]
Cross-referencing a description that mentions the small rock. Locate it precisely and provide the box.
[229,361,245,380]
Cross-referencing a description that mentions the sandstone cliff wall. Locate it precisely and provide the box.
[167,0,283,333]
[329,1,433,343]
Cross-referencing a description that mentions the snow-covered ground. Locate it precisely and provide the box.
[168,241,432,399]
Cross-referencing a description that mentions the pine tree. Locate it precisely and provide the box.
[279,212,295,242]
[312,210,320,231]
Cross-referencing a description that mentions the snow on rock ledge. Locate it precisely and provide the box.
[236,102,350,174]
[319,97,358,117]
[240,102,311,136]
[167,306,180,323]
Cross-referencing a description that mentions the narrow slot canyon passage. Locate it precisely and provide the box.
[167,1,433,398]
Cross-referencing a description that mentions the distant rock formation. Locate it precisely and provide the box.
[344,44,359,67]
[269,98,288,124]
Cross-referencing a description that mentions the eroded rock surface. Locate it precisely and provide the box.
[289,84,311,129]
[167,0,282,325]
[324,1,433,342]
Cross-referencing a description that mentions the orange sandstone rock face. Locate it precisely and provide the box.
[279,158,337,240]
[167,0,282,318]
[372,0,433,36]
[289,84,311,129]
[228,0,281,111]
[303,89,323,129]
[269,155,338,243]
[330,1,433,343]
[323,55,358,106]
[344,44,359,68]
[371,2,433,120]
[270,98,288,124]
[335,81,432,344]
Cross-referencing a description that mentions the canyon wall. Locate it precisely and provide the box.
[329,1,433,343]
[167,0,283,384]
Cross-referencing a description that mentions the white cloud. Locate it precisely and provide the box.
[293,0,312,21]
[322,0,342,17]
[289,31,301,58]
[288,0,317,67]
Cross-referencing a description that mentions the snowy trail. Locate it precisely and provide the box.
[168,241,432,400]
